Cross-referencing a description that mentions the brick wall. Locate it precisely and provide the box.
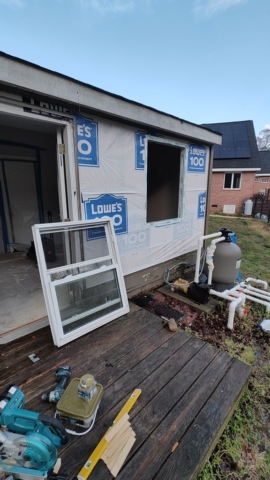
[210,172,255,214]
[253,176,270,197]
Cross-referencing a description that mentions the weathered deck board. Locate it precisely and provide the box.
[0,305,252,479]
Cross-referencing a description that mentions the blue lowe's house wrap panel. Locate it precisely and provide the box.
[78,114,211,276]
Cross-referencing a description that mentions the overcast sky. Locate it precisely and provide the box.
[0,0,269,136]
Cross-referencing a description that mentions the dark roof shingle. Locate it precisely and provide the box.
[202,120,260,170]
[258,150,270,175]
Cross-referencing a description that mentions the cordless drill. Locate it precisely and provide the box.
[41,366,71,403]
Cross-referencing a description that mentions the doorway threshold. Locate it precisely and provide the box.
[0,252,49,344]
[0,315,49,344]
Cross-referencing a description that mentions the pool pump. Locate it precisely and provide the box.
[164,228,270,329]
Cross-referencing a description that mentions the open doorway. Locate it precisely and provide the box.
[0,110,75,343]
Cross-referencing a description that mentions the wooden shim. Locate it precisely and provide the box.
[103,425,133,460]
[105,413,130,443]
[110,434,136,478]
[103,428,135,469]
[53,458,61,474]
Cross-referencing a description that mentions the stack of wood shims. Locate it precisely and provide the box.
[101,412,136,477]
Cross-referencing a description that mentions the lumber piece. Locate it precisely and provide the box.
[110,434,136,478]
[105,412,130,443]
[76,389,141,480]
[102,426,134,460]
[103,428,135,467]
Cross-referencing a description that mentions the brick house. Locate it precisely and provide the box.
[254,150,270,197]
[203,121,260,214]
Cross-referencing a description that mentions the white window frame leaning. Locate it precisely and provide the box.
[32,219,129,347]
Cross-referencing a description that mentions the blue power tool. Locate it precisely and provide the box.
[0,385,69,480]
[41,366,71,404]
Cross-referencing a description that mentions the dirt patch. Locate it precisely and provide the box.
[133,291,200,328]
[132,289,270,350]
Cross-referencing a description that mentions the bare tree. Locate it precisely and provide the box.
[257,125,270,150]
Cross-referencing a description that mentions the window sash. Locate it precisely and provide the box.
[224,172,241,189]
[32,219,129,347]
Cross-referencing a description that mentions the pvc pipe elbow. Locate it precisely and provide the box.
[228,296,243,329]
[245,278,268,290]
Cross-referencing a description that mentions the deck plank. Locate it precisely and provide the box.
[0,308,156,387]
[116,350,233,480]
[0,306,251,480]
[155,359,251,480]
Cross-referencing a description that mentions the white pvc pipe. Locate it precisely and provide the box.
[208,275,270,330]
[210,237,226,246]
[210,289,238,302]
[228,296,244,329]
[207,236,225,285]
[238,285,270,301]
[194,231,222,284]
[239,282,270,297]
[245,278,268,290]
[227,289,270,312]
[209,288,245,329]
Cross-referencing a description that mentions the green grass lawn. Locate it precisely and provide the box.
[207,216,270,285]
[195,216,270,480]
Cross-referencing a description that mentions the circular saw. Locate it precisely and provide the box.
[0,385,69,480]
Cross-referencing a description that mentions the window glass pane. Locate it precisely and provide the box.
[55,269,122,335]
[233,173,241,188]
[50,259,112,281]
[40,225,109,270]
[224,173,232,188]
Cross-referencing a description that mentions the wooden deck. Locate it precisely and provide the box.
[1,303,252,480]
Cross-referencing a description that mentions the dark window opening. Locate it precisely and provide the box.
[224,172,241,189]
[147,141,182,223]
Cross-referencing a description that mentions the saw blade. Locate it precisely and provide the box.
[0,428,57,472]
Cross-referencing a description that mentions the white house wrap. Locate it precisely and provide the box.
[78,114,209,275]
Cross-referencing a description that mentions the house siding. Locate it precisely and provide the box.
[210,171,255,214]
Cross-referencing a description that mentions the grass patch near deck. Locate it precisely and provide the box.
[196,217,270,479]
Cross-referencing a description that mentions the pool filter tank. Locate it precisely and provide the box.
[164,227,242,304]
[204,228,241,291]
